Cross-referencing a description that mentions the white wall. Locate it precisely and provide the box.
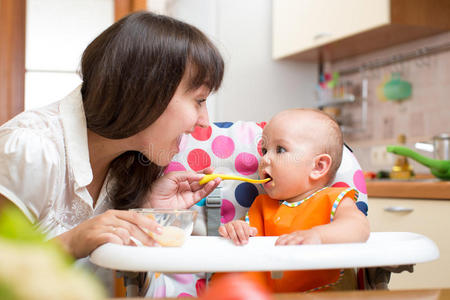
[25,0,114,110]
[26,0,317,121]
[170,0,317,122]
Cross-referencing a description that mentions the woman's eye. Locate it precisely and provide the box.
[261,147,267,155]
[196,99,206,106]
[276,146,286,153]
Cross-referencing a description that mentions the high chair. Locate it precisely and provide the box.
[98,122,436,297]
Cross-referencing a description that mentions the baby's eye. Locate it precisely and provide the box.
[261,147,267,155]
[276,146,286,153]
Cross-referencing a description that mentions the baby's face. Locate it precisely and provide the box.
[258,111,320,201]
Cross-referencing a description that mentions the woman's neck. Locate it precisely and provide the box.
[86,130,129,205]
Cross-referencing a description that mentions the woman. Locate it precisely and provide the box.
[0,11,223,288]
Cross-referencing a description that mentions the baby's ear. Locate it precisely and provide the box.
[310,154,332,181]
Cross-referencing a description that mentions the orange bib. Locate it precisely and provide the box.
[214,187,358,293]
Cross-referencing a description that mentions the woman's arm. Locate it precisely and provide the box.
[276,197,370,245]
[54,209,163,259]
[57,169,221,258]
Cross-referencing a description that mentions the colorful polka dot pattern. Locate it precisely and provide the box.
[146,273,205,298]
[235,152,258,175]
[187,149,211,172]
[167,121,368,237]
[212,135,235,158]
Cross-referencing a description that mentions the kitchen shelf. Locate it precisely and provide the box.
[315,79,368,134]
[315,95,356,108]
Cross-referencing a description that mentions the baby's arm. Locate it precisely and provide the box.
[218,220,258,245]
[276,197,370,245]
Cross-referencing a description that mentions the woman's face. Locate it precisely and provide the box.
[132,74,211,166]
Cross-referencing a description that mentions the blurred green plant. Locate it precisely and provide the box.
[0,204,105,300]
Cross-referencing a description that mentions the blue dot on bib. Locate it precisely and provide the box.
[214,122,234,128]
[356,201,368,216]
[235,182,259,208]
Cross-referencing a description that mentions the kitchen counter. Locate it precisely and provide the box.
[366,178,450,200]
[115,288,450,300]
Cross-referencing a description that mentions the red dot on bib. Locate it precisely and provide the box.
[191,126,212,141]
[187,149,211,171]
[257,139,263,156]
[331,182,350,188]
[256,121,267,129]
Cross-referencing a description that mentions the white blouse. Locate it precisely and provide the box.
[0,86,114,291]
[0,86,113,236]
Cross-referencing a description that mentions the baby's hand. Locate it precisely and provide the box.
[218,220,257,245]
[275,229,322,246]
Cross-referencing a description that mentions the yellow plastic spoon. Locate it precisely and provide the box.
[199,174,271,185]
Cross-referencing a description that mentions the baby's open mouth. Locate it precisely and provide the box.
[262,171,273,182]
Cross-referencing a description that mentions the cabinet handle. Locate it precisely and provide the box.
[384,206,414,213]
[313,32,332,40]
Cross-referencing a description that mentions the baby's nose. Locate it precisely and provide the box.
[260,154,271,166]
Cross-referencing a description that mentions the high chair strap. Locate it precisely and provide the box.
[206,186,222,236]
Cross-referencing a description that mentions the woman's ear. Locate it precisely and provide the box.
[309,154,332,181]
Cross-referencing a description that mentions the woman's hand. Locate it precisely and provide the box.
[55,209,163,259]
[275,228,322,246]
[218,220,258,245]
[145,167,221,209]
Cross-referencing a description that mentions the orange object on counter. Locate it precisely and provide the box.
[200,274,272,300]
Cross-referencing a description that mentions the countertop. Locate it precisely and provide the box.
[366,176,450,200]
[115,288,449,300]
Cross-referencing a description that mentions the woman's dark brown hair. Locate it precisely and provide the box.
[80,11,224,209]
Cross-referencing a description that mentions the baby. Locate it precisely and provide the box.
[216,108,370,292]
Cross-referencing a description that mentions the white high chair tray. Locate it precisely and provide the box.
[89,232,439,273]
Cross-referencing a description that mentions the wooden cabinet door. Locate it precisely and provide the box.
[368,198,450,289]
[273,0,389,59]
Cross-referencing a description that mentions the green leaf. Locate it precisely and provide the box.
[0,205,74,265]
[0,281,17,300]
[0,205,44,243]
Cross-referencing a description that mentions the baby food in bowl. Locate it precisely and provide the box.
[130,209,197,247]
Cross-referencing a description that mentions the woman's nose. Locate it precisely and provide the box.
[197,105,210,128]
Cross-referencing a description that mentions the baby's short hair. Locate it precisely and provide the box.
[294,109,344,183]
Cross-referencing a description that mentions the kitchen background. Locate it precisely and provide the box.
[2,0,449,292]
[18,0,450,176]
[333,31,450,174]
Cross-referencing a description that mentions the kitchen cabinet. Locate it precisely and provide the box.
[368,197,450,290]
[272,0,450,61]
